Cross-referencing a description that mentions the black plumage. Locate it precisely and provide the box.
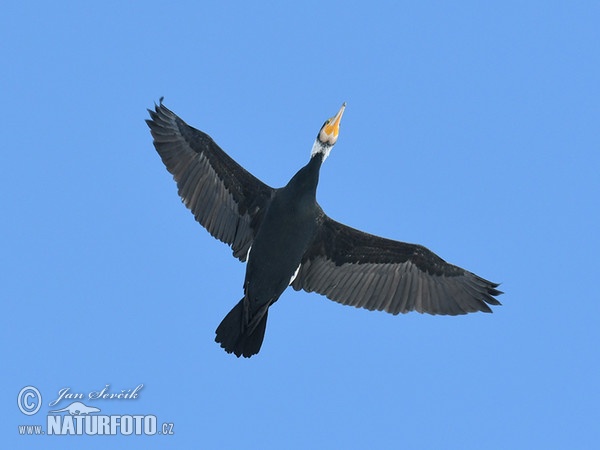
[146,100,502,357]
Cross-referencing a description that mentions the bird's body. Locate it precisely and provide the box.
[246,159,321,304]
[216,157,323,356]
[147,101,502,357]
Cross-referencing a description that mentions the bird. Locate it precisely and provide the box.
[146,99,502,358]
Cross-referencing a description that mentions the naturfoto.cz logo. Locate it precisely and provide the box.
[17,384,175,437]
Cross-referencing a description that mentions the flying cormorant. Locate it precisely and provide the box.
[146,101,502,358]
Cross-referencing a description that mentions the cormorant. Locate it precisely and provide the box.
[146,100,502,358]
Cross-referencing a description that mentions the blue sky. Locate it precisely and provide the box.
[2,1,599,448]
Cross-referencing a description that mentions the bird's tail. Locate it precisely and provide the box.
[215,297,268,358]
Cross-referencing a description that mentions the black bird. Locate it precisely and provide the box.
[147,100,502,358]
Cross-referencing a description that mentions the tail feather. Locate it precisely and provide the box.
[215,297,268,358]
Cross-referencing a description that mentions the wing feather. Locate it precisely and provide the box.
[147,102,274,261]
[292,212,502,316]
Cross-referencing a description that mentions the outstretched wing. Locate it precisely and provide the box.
[146,102,274,261]
[292,211,502,315]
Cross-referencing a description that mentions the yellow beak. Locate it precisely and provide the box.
[323,102,346,140]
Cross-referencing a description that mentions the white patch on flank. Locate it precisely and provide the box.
[289,264,301,285]
[246,245,252,263]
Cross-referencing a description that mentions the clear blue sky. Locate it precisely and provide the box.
[3,1,599,449]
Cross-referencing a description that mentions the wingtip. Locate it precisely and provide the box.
[151,96,165,111]
[147,98,173,125]
[489,281,504,299]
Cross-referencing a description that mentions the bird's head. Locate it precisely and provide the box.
[311,103,346,161]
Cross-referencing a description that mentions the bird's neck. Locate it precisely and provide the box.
[311,139,333,161]
[286,154,323,197]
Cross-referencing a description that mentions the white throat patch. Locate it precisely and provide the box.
[311,140,332,162]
